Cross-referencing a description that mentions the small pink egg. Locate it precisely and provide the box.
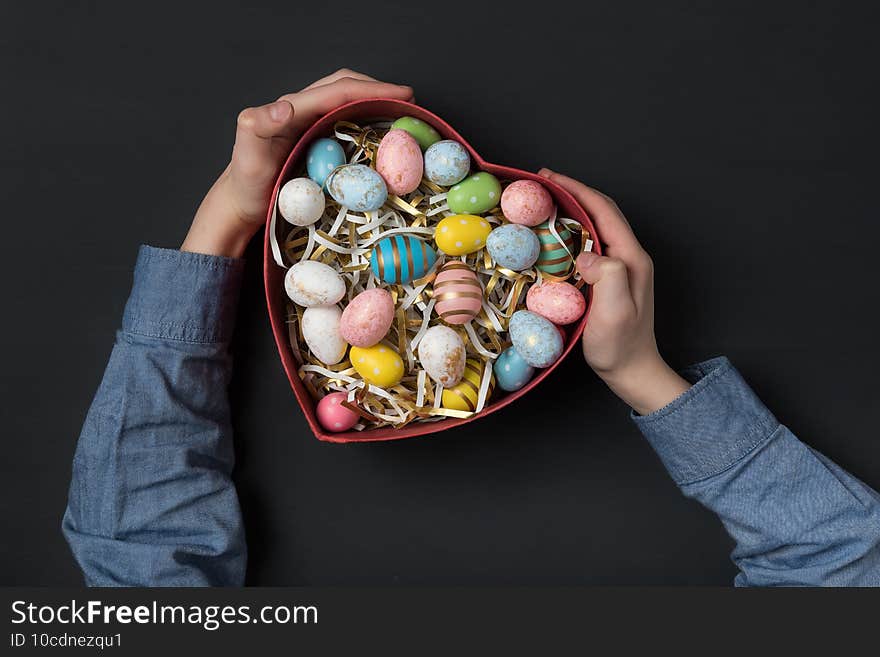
[526,281,586,325]
[500,180,554,227]
[433,261,483,325]
[340,288,395,347]
[316,392,359,432]
[376,129,424,196]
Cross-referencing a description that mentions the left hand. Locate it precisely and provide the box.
[182,69,414,257]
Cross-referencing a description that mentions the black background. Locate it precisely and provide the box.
[2,0,878,586]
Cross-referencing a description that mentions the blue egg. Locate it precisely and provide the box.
[423,140,470,186]
[327,164,387,212]
[509,310,563,368]
[371,235,437,284]
[307,138,346,187]
[494,346,536,391]
[486,224,540,271]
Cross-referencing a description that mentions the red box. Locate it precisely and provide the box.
[264,99,601,442]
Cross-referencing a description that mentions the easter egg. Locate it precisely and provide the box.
[435,214,491,256]
[493,346,535,392]
[301,305,348,365]
[284,260,346,307]
[535,221,576,275]
[390,116,442,151]
[424,140,470,186]
[377,129,424,196]
[526,281,586,325]
[351,343,405,388]
[442,358,494,412]
[340,288,394,347]
[307,138,346,188]
[370,235,437,284]
[316,392,359,432]
[486,223,540,271]
[278,177,325,226]
[432,261,483,325]
[417,325,466,387]
[327,164,387,212]
[509,310,563,368]
[447,172,502,214]
[500,180,554,227]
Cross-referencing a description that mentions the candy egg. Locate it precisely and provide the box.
[350,343,405,388]
[316,392,359,432]
[432,261,482,325]
[434,214,491,256]
[447,172,502,214]
[526,281,586,325]
[340,288,394,348]
[493,346,535,392]
[417,325,466,387]
[278,177,325,226]
[500,180,554,227]
[284,261,346,307]
[301,305,348,365]
[486,224,540,271]
[535,221,576,275]
[424,140,470,186]
[390,116,442,151]
[509,310,563,368]
[370,235,437,284]
[376,129,424,196]
[307,138,346,188]
[327,164,387,212]
[442,358,494,412]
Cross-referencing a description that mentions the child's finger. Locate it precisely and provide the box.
[279,78,415,128]
[302,68,377,91]
[232,100,298,178]
[577,252,634,304]
[236,100,297,140]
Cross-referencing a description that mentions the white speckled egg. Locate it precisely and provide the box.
[417,325,466,387]
[424,140,470,186]
[284,261,346,307]
[278,177,325,226]
[327,164,388,212]
[301,305,348,365]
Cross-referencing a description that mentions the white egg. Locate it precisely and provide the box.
[417,325,466,387]
[278,177,325,226]
[284,261,346,307]
[301,305,348,365]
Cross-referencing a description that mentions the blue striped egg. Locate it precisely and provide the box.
[307,138,346,187]
[370,235,437,284]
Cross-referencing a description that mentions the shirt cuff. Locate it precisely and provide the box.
[632,357,779,485]
[122,245,245,344]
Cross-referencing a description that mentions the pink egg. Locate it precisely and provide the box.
[433,261,483,325]
[500,180,554,227]
[340,288,394,347]
[316,392,359,432]
[376,129,424,196]
[526,281,586,325]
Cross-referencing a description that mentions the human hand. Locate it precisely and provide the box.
[538,169,690,415]
[182,69,414,258]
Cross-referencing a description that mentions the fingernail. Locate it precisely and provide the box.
[538,168,554,178]
[576,252,598,273]
[269,100,291,121]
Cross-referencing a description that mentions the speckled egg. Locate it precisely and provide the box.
[501,180,554,227]
[391,116,441,150]
[417,325,466,387]
[351,343,405,388]
[340,288,394,347]
[435,214,491,256]
[301,305,347,365]
[509,310,564,368]
[493,346,535,392]
[377,129,424,196]
[370,235,437,284]
[486,224,540,271]
[447,172,502,214]
[526,281,586,325]
[327,164,387,212]
[307,138,346,188]
[284,261,346,307]
[535,221,576,275]
[432,261,483,325]
[316,392,359,432]
[424,140,470,186]
[278,177,325,226]
[442,358,494,412]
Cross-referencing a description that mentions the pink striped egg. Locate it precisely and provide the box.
[432,261,483,325]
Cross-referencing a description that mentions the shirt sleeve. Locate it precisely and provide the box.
[62,245,247,586]
[633,357,880,586]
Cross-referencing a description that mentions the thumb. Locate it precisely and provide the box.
[576,252,635,310]
[232,100,298,178]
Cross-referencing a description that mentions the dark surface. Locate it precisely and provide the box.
[2,0,878,586]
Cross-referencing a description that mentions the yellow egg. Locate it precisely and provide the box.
[350,344,405,388]
[435,215,491,256]
[441,358,494,412]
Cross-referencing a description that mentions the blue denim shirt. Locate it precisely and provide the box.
[63,246,880,586]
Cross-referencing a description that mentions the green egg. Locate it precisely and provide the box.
[447,172,501,214]
[534,222,576,275]
[390,116,441,151]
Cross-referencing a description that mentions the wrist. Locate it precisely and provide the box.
[599,352,691,416]
[182,177,260,258]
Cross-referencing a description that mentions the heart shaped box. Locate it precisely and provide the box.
[264,99,601,443]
